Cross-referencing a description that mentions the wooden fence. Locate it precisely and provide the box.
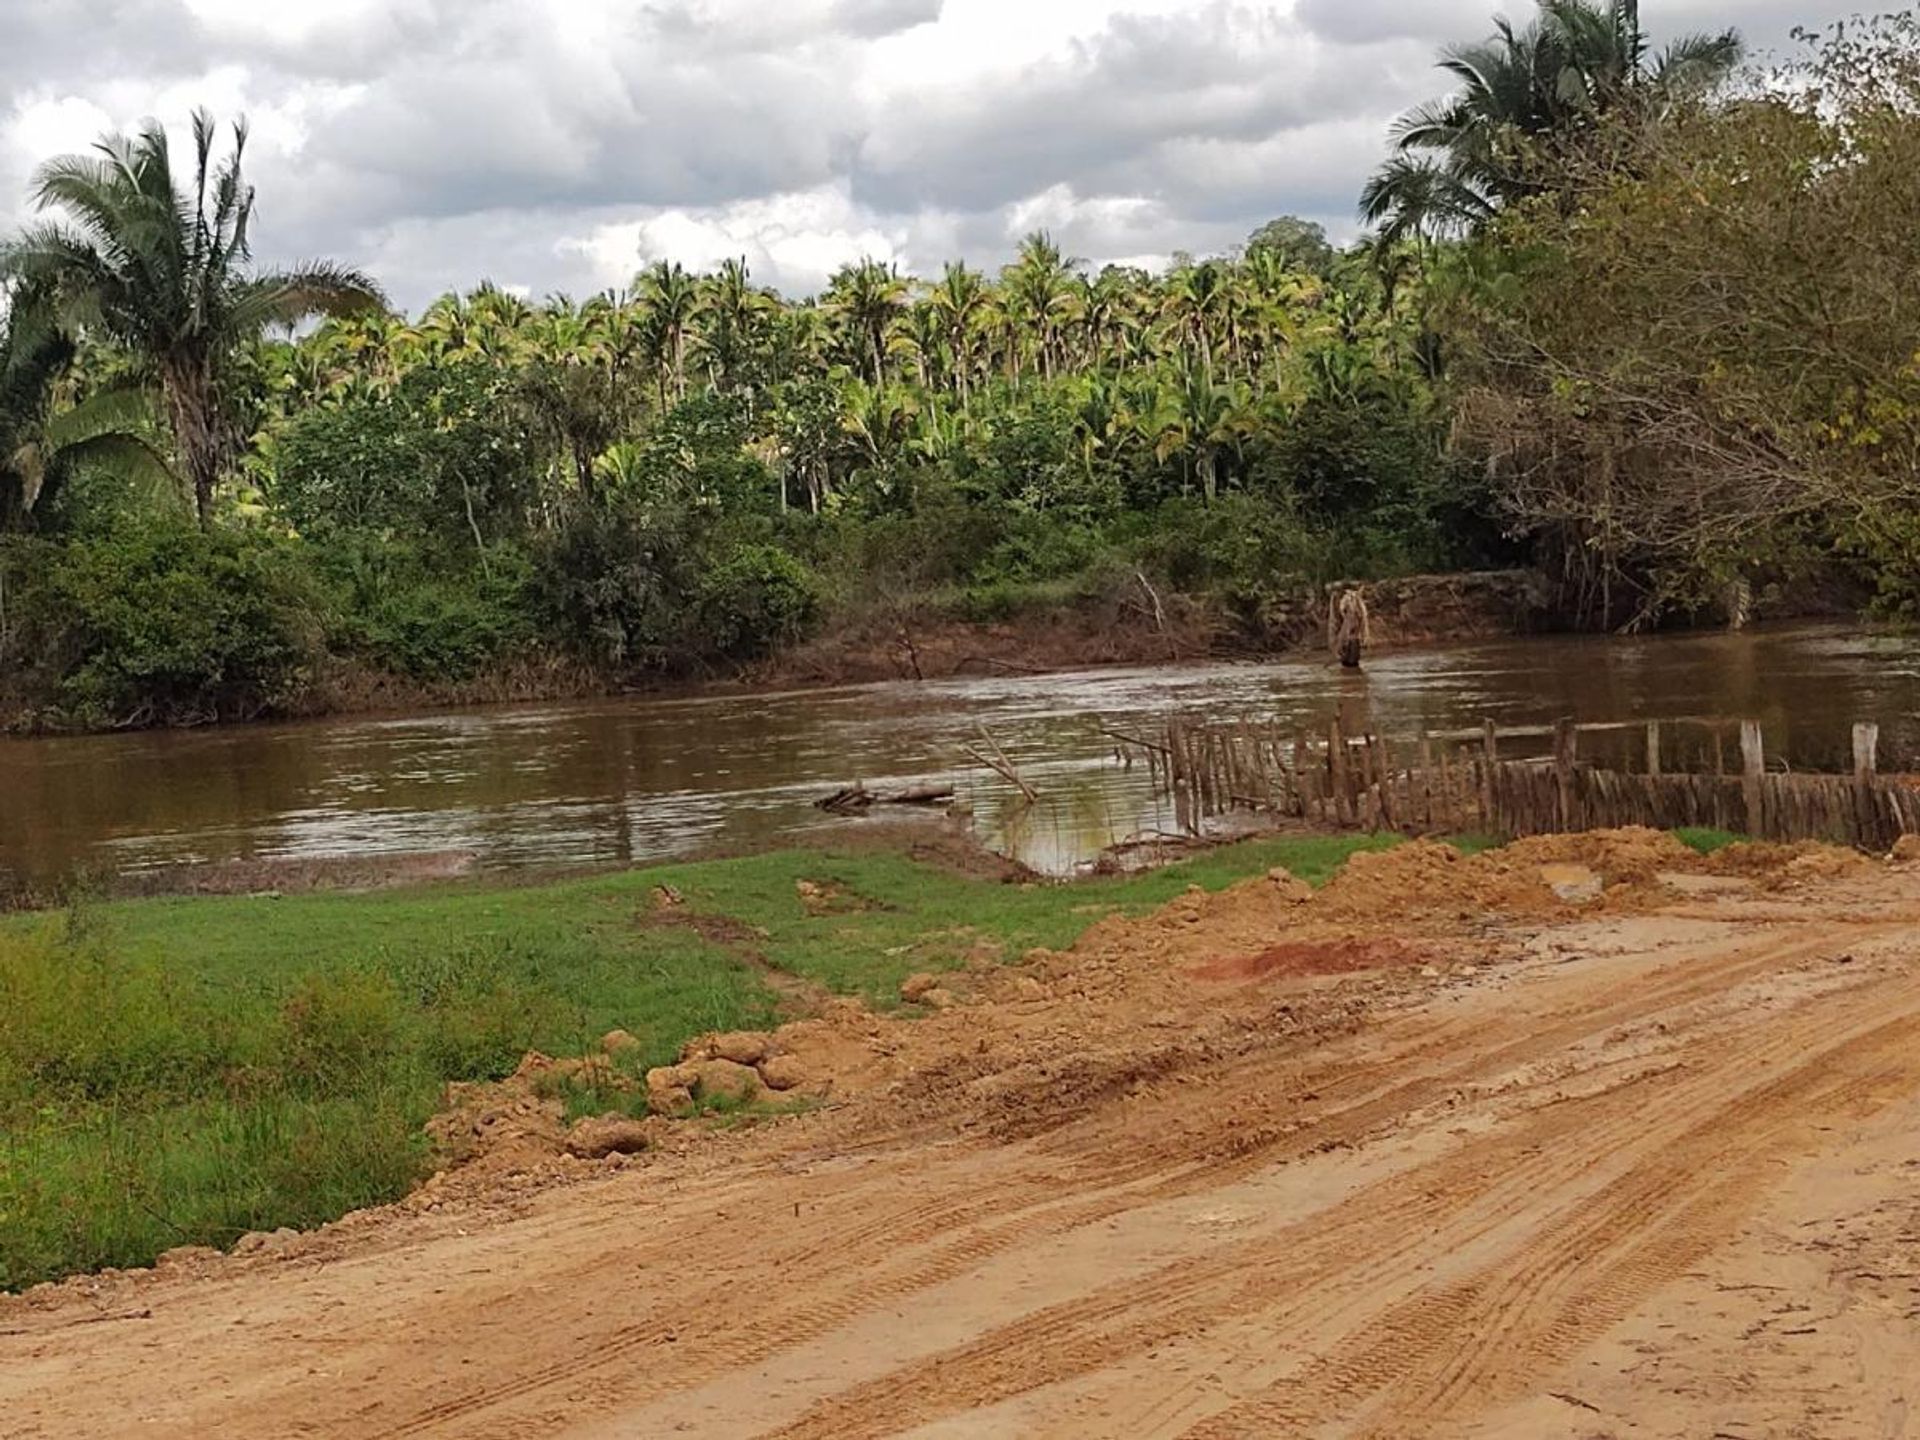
[1109,716,1920,851]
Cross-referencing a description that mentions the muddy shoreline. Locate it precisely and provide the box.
[5,569,1558,738]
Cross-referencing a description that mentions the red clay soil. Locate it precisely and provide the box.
[8,832,1920,1439]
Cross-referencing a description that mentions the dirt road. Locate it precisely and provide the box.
[7,836,1920,1438]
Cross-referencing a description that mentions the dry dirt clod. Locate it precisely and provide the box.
[899,973,942,1004]
[600,1029,642,1057]
[691,1058,763,1104]
[1890,834,1920,866]
[564,1117,656,1160]
[757,1054,809,1092]
[708,1031,773,1066]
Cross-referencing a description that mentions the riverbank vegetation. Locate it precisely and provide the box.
[0,832,1392,1289]
[5,6,1913,729]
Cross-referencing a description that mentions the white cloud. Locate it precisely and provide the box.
[0,0,1876,309]
[563,183,913,295]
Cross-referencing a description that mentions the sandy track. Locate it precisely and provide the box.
[6,853,1920,1438]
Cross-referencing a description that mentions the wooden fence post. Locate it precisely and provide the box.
[1853,721,1882,852]
[1854,722,1880,781]
[1645,721,1662,778]
[1740,720,1766,838]
[1329,718,1351,827]
[1481,719,1498,830]
[1553,719,1577,831]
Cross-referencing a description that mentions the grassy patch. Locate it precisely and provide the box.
[0,830,1394,1289]
[1673,827,1744,855]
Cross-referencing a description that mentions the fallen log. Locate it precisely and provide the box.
[814,783,956,815]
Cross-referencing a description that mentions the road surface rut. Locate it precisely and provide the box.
[5,842,1920,1437]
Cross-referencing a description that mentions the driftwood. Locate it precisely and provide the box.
[815,783,955,815]
[965,724,1039,803]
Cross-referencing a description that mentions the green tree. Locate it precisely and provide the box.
[0,303,170,531]
[1362,1,1741,244]
[1,112,385,526]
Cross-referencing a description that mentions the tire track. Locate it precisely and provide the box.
[373,923,1898,1438]
[759,964,1918,1440]
[1178,1007,1920,1437]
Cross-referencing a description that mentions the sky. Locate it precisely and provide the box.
[0,0,1870,311]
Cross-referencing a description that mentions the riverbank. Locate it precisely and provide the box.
[6,826,1916,1438]
[0,831,1393,1290]
[2,568,1558,736]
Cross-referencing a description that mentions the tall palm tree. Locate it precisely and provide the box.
[1362,1,1742,245]
[0,302,170,531]
[1002,231,1078,381]
[636,260,699,400]
[826,259,909,384]
[1,111,385,526]
[931,262,988,409]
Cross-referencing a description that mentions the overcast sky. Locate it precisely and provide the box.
[0,0,1871,310]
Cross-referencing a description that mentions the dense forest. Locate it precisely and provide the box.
[1,2,1916,730]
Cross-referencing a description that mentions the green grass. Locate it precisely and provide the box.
[1673,827,1744,855]
[0,831,1394,1290]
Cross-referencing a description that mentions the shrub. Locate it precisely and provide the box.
[314,538,535,683]
[695,544,821,658]
[3,524,324,727]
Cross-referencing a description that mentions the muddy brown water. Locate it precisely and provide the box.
[3,623,1916,893]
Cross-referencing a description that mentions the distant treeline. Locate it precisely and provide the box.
[2,4,1915,729]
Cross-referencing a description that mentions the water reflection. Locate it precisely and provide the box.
[2,622,1915,890]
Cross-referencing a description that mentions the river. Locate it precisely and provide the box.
[3,623,1916,893]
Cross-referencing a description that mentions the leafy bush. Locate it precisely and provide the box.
[314,537,535,682]
[694,544,821,658]
[267,365,540,545]
[3,524,324,727]
[532,502,703,667]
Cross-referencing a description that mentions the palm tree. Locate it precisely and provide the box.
[826,259,909,384]
[636,260,699,400]
[1363,1,1742,244]
[0,303,170,531]
[1002,231,1078,381]
[1,111,385,526]
[931,262,988,409]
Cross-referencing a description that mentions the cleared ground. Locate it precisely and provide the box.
[5,833,1919,1438]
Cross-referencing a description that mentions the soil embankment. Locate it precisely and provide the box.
[7,830,1919,1437]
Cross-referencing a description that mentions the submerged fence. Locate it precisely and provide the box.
[1110,715,1920,851]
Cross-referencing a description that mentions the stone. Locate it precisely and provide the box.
[600,1029,642,1057]
[232,1227,299,1258]
[757,1054,809,1092]
[1010,976,1047,1002]
[645,1064,698,1114]
[155,1245,221,1271]
[564,1117,655,1159]
[921,988,958,1010]
[1267,867,1314,904]
[692,1058,763,1104]
[709,1030,772,1066]
[899,972,942,1004]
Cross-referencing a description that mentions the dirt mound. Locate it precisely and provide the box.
[1498,827,1698,882]
[1189,936,1430,982]
[1706,840,1878,886]
[1315,840,1566,919]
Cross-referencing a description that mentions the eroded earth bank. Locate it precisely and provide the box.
[6,830,1920,1438]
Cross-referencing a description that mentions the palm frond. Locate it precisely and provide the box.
[230,262,389,337]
